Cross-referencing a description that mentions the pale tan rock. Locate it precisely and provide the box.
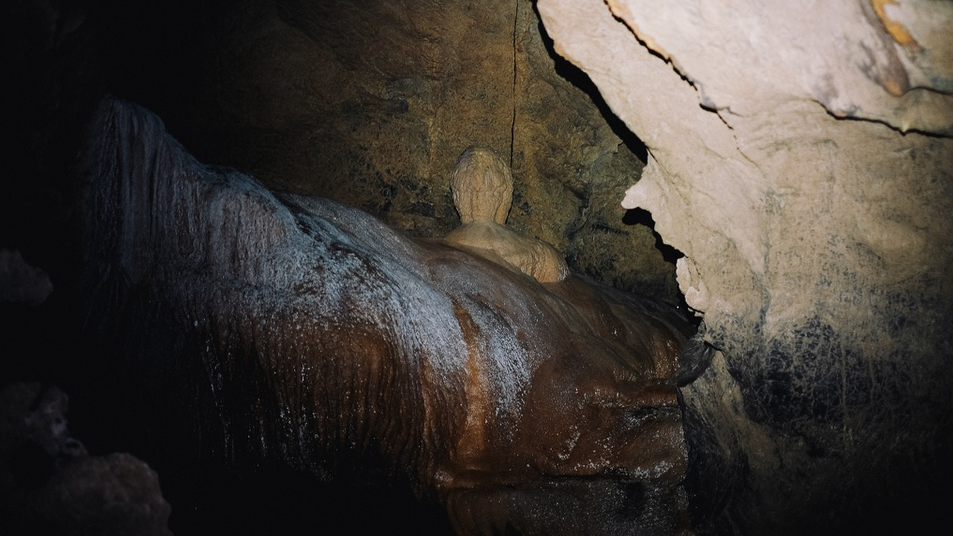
[446,147,569,283]
[539,0,953,532]
[449,146,514,225]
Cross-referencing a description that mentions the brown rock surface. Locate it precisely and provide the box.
[538,0,953,533]
[160,0,678,302]
[1,0,681,301]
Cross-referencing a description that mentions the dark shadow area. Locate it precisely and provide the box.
[149,462,456,536]
[0,4,457,531]
[534,9,648,164]
[623,208,684,264]
[0,0,100,282]
[620,208,697,325]
[2,298,457,535]
[86,0,231,148]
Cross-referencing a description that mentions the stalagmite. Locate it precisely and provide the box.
[445,146,569,283]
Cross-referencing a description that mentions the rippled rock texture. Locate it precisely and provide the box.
[539,0,953,533]
[77,97,694,534]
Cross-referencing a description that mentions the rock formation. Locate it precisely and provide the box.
[0,383,172,536]
[93,0,680,303]
[538,0,953,533]
[77,97,694,535]
[445,146,569,282]
[9,0,952,532]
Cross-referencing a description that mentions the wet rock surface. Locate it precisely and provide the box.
[74,97,695,534]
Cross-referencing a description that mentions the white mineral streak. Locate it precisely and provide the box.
[428,260,538,416]
[286,194,534,417]
[89,98,542,436]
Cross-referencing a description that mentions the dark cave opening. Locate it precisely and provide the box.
[623,208,683,265]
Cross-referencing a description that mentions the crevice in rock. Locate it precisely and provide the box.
[620,207,696,319]
[819,98,953,139]
[533,5,648,163]
[622,208,683,265]
[509,0,519,168]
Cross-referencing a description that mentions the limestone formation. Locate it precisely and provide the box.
[1,0,681,304]
[446,146,569,283]
[13,0,953,532]
[127,0,680,303]
[76,97,694,535]
[449,147,514,226]
[538,0,953,533]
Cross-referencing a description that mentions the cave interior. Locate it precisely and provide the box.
[1,1,690,534]
[3,0,953,535]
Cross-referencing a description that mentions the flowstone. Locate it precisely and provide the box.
[76,97,696,535]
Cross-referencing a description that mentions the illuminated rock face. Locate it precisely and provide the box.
[538,0,953,533]
[445,146,569,283]
[0,0,680,304]
[78,98,694,535]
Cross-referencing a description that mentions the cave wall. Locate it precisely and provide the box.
[9,0,953,532]
[538,0,953,533]
[1,0,684,304]
[160,0,678,302]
